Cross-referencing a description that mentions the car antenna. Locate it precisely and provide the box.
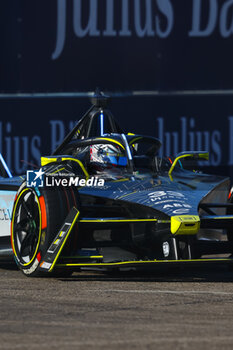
[90,87,110,108]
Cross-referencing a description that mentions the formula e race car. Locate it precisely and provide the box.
[1,90,233,277]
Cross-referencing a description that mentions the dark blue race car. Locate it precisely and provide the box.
[1,91,233,277]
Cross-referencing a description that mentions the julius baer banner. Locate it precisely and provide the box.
[2,0,233,91]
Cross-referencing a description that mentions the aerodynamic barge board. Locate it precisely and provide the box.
[39,207,80,272]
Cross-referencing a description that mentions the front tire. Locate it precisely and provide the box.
[11,182,79,277]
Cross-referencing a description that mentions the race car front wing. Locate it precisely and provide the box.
[38,204,233,273]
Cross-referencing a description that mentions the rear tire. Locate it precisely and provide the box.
[11,182,79,277]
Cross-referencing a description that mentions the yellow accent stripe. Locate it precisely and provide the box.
[49,210,80,272]
[168,154,191,180]
[129,137,143,145]
[118,190,138,200]
[95,138,125,150]
[83,255,103,259]
[198,153,209,159]
[79,218,158,223]
[112,178,129,183]
[51,167,65,174]
[41,157,57,166]
[168,152,209,180]
[41,157,89,179]
[61,158,89,179]
[55,257,233,268]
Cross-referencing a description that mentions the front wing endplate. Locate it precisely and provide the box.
[39,207,80,273]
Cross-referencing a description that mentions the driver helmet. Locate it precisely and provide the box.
[90,144,127,168]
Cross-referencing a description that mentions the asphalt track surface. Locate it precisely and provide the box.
[1,263,233,350]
